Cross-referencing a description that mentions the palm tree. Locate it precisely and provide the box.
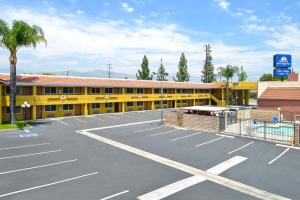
[218,65,238,106]
[0,20,47,124]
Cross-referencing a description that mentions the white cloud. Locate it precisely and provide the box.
[0,6,296,80]
[76,10,84,15]
[122,2,134,13]
[217,0,230,11]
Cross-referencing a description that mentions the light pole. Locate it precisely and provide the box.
[153,72,168,125]
[21,101,31,126]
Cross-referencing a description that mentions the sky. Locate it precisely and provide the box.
[0,0,300,81]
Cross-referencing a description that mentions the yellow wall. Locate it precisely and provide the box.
[0,84,255,122]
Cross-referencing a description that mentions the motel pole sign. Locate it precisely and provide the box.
[273,54,292,80]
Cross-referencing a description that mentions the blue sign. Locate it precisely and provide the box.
[273,54,292,68]
[273,115,278,124]
[273,68,291,77]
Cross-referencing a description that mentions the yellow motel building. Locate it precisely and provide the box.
[0,73,257,123]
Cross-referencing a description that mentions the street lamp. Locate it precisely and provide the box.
[21,101,31,125]
[153,71,169,125]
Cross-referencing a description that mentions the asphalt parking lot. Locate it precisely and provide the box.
[0,110,299,200]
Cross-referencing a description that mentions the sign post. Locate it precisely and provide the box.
[273,54,292,81]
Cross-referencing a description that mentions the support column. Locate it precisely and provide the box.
[122,102,125,112]
[245,90,249,105]
[0,85,2,124]
[84,87,88,116]
[32,86,37,120]
[193,99,196,106]
[208,98,211,106]
[151,101,155,110]
[221,88,224,106]
[242,90,245,105]
[122,88,125,112]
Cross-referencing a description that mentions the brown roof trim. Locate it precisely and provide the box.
[0,73,223,89]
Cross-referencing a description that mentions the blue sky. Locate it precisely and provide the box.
[0,0,300,81]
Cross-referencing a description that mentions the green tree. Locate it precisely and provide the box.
[136,55,152,80]
[42,72,55,75]
[156,59,168,81]
[237,66,247,82]
[259,73,274,81]
[201,44,215,83]
[218,65,238,105]
[0,19,47,124]
[174,53,190,82]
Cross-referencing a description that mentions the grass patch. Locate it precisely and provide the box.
[0,121,30,130]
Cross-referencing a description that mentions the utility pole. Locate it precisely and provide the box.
[153,58,168,125]
[66,71,69,77]
[107,64,112,79]
[204,44,211,83]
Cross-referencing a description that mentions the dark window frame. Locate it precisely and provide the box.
[91,103,100,109]
[62,104,74,111]
[45,105,56,112]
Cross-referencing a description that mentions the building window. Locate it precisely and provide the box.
[163,101,167,105]
[137,101,143,106]
[6,106,21,114]
[6,86,21,95]
[137,88,143,94]
[91,103,100,109]
[91,88,100,94]
[126,102,133,107]
[45,105,56,112]
[177,100,180,103]
[154,101,160,105]
[105,88,113,94]
[44,87,56,94]
[62,104,73,111]
[154,88,160,94]
[182,89,187,94]
[163,89,168,94]
[182,100,186,103]
[105,103,113,108]
[63,87,74,94]
[126,88,134,94]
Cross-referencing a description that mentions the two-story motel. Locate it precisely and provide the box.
[0,73,257,123]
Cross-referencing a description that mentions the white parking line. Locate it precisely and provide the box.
[88,116,105,121]
[104,115,120,120]
[134,127,162,133]
[56,120,69,126]
[227,141,254,155]
[216,134,235,138]
[99,190,129,200]
[0,143,51,151]
[0,159,78,175]
[195,137,224,147]
[73,117,87,124]
[150,129,179,137]
[170,132,202,141]
[268,148,290,165]
[138,156,247,200]
[276,144,300,150]
[0,172,99,198]
[0,150,62,160]
[79,130,291,200]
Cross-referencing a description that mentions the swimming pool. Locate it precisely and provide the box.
[255,125,294,136]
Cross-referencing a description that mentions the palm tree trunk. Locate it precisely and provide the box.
[9,55,17,124]
[226,78,229,106]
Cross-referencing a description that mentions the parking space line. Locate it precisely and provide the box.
[0,150,62,160]
[268,148,290,165]
[138,156,247,200]
[0,172,99,198]
[104,115,120,120]
[80,130,291,200]
[170,132,201,141]
[0,159,78,175]
[134,127,162,133]
[0,143,51,151]
[227,141,254,155]
[99,190,129,200]
[216,134,235,138]
[88,116,104,121]
[56,120,69,126]
[73,117,87,124]
[150,129,179,137]
[195,137,224,147]
[276,144,300,150]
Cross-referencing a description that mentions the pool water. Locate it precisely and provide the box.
[255,126,294,136]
